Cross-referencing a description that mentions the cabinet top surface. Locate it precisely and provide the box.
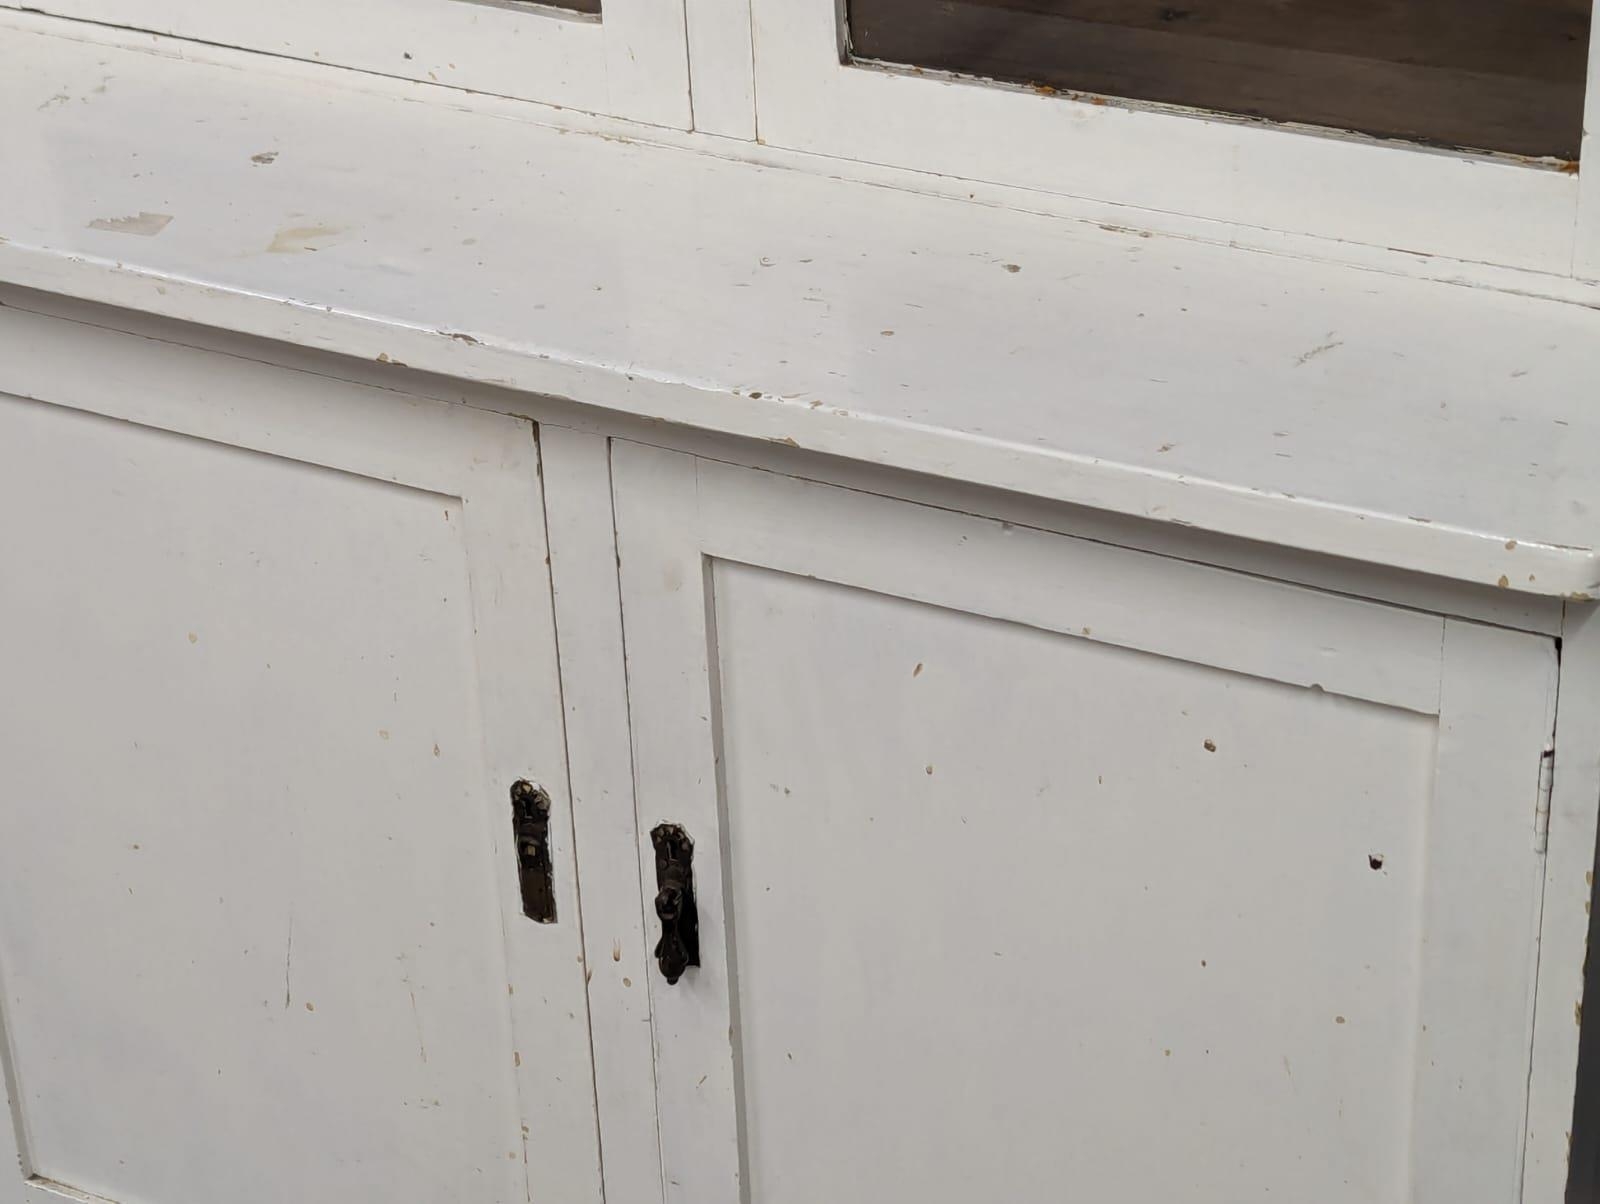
[3,14,1598,596]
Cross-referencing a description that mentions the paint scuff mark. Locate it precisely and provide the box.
[1295,335,1344,367]
[88,212,173,237]
[442,330,481,345]
[251,151,279,165]
[267,224,343,254]
[406,981,428,1063]
[283,913,295,1010]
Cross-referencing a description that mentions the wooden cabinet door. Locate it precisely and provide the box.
[611,442,1560,1204]
[0,309,601,1204]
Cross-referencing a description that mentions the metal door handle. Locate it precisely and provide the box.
[510,780,556,923]
[650,824,699,984]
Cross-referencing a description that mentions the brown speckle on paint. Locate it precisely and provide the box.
[1203,739,1217,752]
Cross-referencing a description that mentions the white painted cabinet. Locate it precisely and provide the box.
[610,443,1562,1204]
[4,1,1600,1196]
[0,299,1594,1203]
[0,316,602,1204]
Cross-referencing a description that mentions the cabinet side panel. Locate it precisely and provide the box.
[1531,605,1600,1204]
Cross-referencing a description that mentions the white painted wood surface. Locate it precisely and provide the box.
[1412,621,1560,1204]
[15,0,692,128]
[747,0,1589,275]
[609,446,743,1204]
[538,425,665,1204]
[611,443,1563,1204]
[1578,14,1600,281]
[2,15,1598,598]
[0,307,603,1204]
[683,0,755,138]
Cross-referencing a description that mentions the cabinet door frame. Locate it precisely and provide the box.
[7,0,693,127]
[0,305,604,1204]
[746,0,1597,276]
[611,439,1562,1204]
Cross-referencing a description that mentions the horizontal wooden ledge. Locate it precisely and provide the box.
[2,14,1598,598]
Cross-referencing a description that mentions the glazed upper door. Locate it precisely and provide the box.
[746,0,1600,275]
[611,442,1560,1204]
[0,307,601,1204]
[11,0,692,126]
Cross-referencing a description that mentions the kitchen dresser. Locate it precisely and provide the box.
[2,3,1600,1202]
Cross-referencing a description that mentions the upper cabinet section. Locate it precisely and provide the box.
[23,0,693,126]
[848,0,1592,160]
[750,0,1600,275]
[8,0,1599,275]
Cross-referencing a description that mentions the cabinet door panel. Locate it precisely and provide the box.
[611,443,1558,1204]
[0,311,601,1204]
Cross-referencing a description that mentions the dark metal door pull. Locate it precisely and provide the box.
[650,823,700,984]
[510,780,557,923]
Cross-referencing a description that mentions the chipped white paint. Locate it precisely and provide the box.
[0,307,604,1204]
[264,224,342,254]
[611,443,1562,1204]
[3,21,1599,597]
[85,211,171,236]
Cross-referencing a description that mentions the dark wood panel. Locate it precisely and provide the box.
[1571,835,1600,1204]
[849,0,1592,158]
[523,0,602,15]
